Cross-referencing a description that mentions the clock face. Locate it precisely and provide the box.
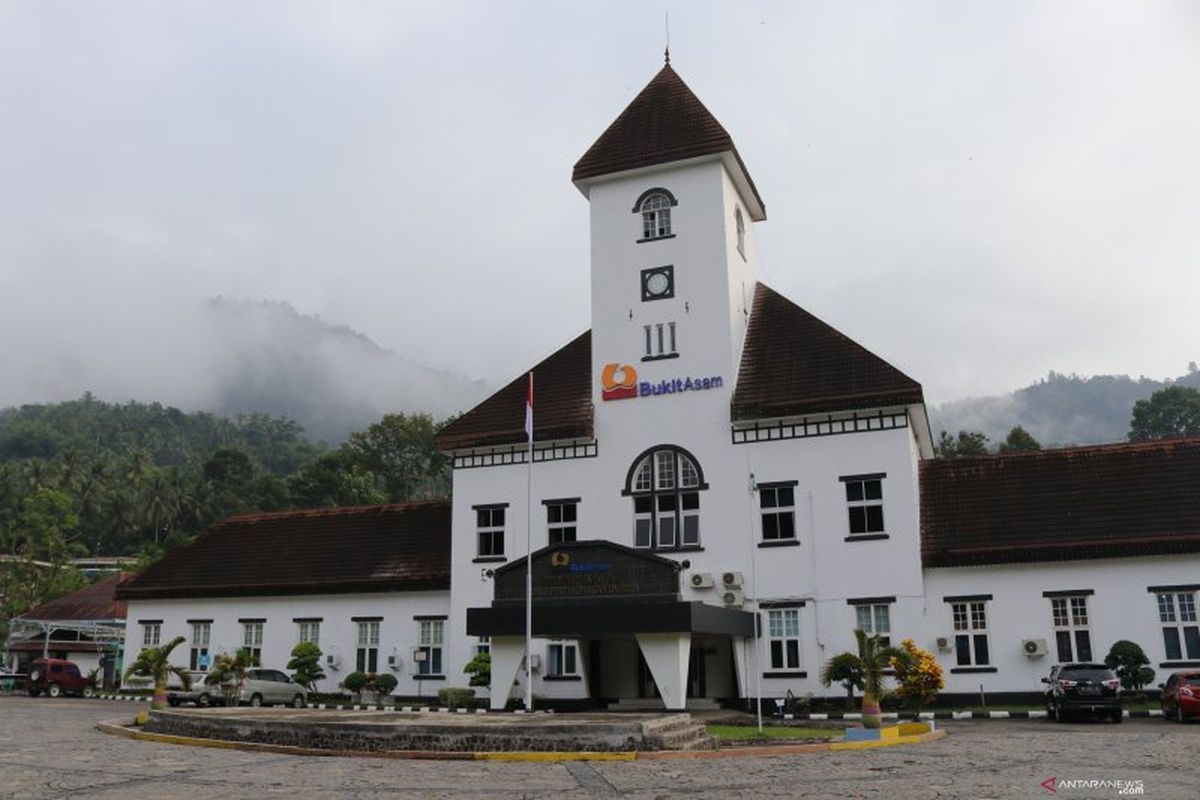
[646,271,670,296]
[641,266,674,301]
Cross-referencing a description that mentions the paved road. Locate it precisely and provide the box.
[0,697,1195,799]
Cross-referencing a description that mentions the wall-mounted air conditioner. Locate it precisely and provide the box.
[1021,638,1048,658]
[935,637,952,652]
[722,589,745,607]
[325,653,341,670]
[722,571,744,588]
[690,572,714,589]
[387,653,402,671]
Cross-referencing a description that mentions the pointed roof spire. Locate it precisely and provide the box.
[572,65,765,216]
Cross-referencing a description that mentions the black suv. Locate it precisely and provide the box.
[1043,663,1123,723]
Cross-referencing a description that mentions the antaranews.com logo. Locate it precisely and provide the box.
[1041,776,1145,795]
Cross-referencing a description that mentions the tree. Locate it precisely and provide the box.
[888,638,944,712]
[288,452,384,508]
[819,652,864,710]
[341,413,449,501]
[287,642,326,691]
[124,635,192,710]
[935,430,990,458]
[205,648,257,705]
[0,488,87,624]
[1104,640,1155,693]
[463,652,492,688]
[998,425,1041,453]
[1128,386,1200,441]
[820,630,901,729]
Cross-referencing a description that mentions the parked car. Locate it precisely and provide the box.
[26,658,95,698]
[1042,663,1122,723]
[1159,671,1200,722]
[237,668,308,708]
[166,673,225,708]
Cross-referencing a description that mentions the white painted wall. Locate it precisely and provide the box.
[121,591,450,696]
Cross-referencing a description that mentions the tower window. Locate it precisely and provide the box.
[632,188,678,242]
[625,446,706,551]
[735,207,746,259]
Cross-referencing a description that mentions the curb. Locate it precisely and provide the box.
[95,718,946,761]
[783,709,1162,720]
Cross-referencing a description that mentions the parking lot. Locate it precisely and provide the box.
[0,696,1196,799]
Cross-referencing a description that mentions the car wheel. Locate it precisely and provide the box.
[197,693,212,707]
[47,684,62,698]
[82,686,95,698]
[291,694,305,709]
[249,693,263,708]
[167,698,181,707]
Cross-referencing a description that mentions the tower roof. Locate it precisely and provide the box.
[572,64,765,217]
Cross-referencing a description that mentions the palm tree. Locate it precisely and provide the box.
[123,635,191,710]
[820,652,865,710]
[853,629,902,729]
[205,649,256,706]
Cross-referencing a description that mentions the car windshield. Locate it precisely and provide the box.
[1187,676,1200,687]
[1060,667,1114,681]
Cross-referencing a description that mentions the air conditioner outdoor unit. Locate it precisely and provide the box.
[387,654,402,671]
[1022,638,1048,658]
[935,637,952,652]
[722,589,745,607]
[690,572,715,589]
[722,571,744,588]
[325,653,341,670]
[528,654,541,672]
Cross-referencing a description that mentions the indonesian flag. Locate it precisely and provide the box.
[525,372,534,443]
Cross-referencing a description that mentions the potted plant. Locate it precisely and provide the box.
[123,636,191,711]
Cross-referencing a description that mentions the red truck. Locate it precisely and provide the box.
[26,658,95,698]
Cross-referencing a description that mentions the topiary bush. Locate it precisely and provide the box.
[1105,640,1155,695]
[341,671,368,693]
[374,673,398,695]
[438,687,476,709]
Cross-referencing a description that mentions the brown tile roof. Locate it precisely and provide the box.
[732,283,925,420]
[435,331,593,451]
[921,437,1200,568]
[18,572,131,621]
[572,64,764,212]
[115,502,450,600]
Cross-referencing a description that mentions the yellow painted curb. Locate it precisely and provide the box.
[475,751,636,762]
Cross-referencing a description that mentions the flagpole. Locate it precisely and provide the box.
[525,371,534,712]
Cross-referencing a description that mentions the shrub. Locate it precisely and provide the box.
[889,638,944,712]
[1105,640,1155,692]
[341,671,368,693]
[287,642,325,691]
[464,652,491,687]
[374,673,398,695]
[438,687,476,709]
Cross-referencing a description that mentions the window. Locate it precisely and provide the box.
[759,483,796,542]
[626,446,704,551]
[735,207,745,258]
[1051,596,1093,662]
[546,500,577,544]
[639,191,673,240]
[476,506,505,558]
[767,608,801,670]
[475,636,490,657]
[242,621,264,664]
[418,619,444,675]
[642,322,677,360]
[356,620,380,673]
[855,604,892,646]
[140,622,161,648]
[547,642,578,676]
[189,622,211,671]
[297,620,320,645]
[951,601,990,667]
[842,474,885,535]
[1158,591,1200,661]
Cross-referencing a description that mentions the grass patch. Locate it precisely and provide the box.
[706,724,834,741]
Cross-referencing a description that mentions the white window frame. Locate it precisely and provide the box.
[766,608,801,671]
[476,506,506,558]
[418,619,444,675]
[951,601,990,667]
[854,604,892,647]
[190,622,211,672]
[297,620,320,645]
[640,193,672,239]
[141,622,161,648]
[735,207,745,258]
[475,636,490,657]
[356,620,380,673]
[547,642,578,677]
[546,500,577,545]
[242,621,264,664]
[629,448,704,552]
[758,483,797,542]
[1158,591,1200,662]
[1050,595,1093,662]
[843,475,885,536]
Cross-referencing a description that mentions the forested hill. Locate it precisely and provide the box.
[932,367,1200,446]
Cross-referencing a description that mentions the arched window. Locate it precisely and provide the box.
[623,446,706,551]
[735,207,745,258]
[633,188,678,241]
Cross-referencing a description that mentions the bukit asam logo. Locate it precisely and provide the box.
[600,362,723,402]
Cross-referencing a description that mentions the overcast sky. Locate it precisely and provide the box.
[2,1,1198,413]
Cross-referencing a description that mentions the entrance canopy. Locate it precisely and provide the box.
[467,541,754,638]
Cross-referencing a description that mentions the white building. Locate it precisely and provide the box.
[117,62,1200,709]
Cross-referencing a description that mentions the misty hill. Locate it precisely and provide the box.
[931,367,1200,447]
